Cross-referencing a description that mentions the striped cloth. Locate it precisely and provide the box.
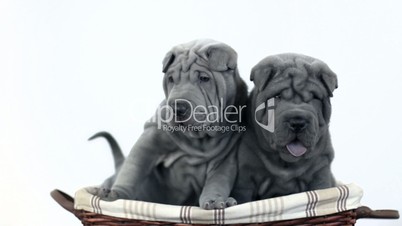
[74,183,362,224]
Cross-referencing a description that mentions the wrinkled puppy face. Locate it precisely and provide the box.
[161,39,245,138]
[251,54,337,162]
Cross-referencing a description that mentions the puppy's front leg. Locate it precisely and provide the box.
[102,127,171,201]
[199,151,237,209]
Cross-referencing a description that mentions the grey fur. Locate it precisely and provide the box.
[232,53,337,203]
[97,39,247,209]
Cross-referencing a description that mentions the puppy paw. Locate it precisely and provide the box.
[86,187,121,201]
[225,197,237,207]
[100,190,120,201]
[201,196,237,210]
[86,186,112,197]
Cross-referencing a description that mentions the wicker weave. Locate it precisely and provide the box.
[51,189,399,226]
[74,209,357,226]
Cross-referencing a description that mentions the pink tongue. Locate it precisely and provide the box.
[286,140,307,157]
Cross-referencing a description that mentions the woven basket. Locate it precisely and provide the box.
[51,189,399,225]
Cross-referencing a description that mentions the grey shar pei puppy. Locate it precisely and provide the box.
[232,53,337,203]
[95,39,247,209]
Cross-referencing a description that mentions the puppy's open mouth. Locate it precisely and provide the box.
[286,140,307,157]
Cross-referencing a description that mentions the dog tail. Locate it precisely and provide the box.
[88,131,125,171]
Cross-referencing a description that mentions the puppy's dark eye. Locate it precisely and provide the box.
[168,76,174,83]
[311,93,321,100]
[199,74,210,82]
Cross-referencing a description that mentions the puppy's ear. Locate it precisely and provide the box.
[250,56,282,92]
[318,66,338,98]
[311,61,338,97]
[320,72,338,97]
[162,51,176,73]
[250,65,274,92]
[202,43,237,71]
[322,97,333,123]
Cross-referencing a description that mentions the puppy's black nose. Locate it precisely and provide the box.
[288,118,308,132]
[174,100,190,117]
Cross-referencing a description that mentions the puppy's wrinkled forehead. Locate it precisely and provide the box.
[162,39,237,74]
[165,50,206,73]
[251,53,338,99]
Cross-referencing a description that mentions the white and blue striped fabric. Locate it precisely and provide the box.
[74,183,362,225]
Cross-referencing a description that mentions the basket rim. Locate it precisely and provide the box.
[51,188,399,225]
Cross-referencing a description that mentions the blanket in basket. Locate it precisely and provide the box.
[74,183,362,224]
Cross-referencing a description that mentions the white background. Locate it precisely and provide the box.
[1,0,401,225]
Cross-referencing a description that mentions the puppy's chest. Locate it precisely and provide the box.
[275,176,309,191]
[159,152,210,185]
[258,176,309,199]
[256,163,312,198]
[274,163,311,184]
